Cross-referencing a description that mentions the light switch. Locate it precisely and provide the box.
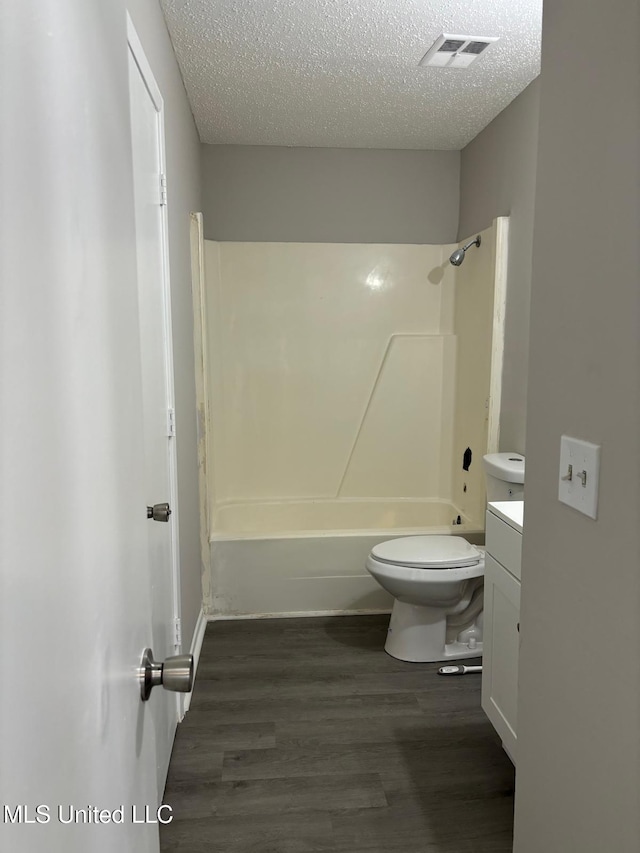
[558,435,601,519]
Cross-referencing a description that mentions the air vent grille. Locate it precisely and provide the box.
[439,39,465,53]
[420,33,499,68]
[461,41,490,55]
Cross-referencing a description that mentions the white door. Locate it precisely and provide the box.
[0,3,175,851]
[128,21,181,792]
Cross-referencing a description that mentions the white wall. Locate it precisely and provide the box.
[514,1,640,850]
[201,145,460,244]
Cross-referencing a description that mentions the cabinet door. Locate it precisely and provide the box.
[481,553,521,762]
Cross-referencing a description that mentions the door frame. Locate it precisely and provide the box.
[127,14,182,665]
[189,212,213,611]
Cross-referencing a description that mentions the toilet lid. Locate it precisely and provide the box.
[371,535,481,569]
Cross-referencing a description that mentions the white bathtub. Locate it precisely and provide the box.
[209,499,484,617]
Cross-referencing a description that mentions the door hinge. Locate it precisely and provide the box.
[173,618,182,647]
[167,407,176,437]
[159,172,168,206]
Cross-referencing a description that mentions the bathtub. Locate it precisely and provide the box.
[208,499,484,617]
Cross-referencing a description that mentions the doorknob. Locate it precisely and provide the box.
[147,502,171,522]
[139,648,194,701]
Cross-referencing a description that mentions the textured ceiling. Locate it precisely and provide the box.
[160,0,542,150]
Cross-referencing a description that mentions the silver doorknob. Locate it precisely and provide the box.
[147,502,171,522]
[139,648,194,701]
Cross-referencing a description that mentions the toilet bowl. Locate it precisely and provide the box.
[366,535,485,663]
[366,452,525,662]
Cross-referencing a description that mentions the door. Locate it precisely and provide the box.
[128,20,181,792]
[0,3,173,851]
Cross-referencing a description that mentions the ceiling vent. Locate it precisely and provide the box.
[419,33,499,69]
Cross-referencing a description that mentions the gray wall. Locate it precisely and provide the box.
[514,1,640,850]
[201,145,460,244]
[458,80,540,455]
[129,0,203,649]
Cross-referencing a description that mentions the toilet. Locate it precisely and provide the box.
[365,452,525,662]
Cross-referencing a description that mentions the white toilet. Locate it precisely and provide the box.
[366,452,525,662]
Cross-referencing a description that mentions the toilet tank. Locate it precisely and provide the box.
[483,452,525,501]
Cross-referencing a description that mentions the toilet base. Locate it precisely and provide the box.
[384,600,483,663]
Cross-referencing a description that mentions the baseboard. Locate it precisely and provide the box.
[208,609,392,621]
[181,607,207,717]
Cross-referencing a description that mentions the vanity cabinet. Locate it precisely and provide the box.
[482,503,523,763]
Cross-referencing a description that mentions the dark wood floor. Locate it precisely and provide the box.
[160,615,514,853]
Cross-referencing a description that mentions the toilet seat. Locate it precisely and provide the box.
[371,535,481,570]
[366,555,485,585]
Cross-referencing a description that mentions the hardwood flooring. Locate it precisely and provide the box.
[160,615,514,852]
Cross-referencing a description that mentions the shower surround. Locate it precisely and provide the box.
[201,221,507,616]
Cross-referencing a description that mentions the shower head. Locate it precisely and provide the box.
[449,235,481,266]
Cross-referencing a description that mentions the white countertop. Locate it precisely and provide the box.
[488,500,524,534]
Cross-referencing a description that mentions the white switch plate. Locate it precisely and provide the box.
[558,435,601,519]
